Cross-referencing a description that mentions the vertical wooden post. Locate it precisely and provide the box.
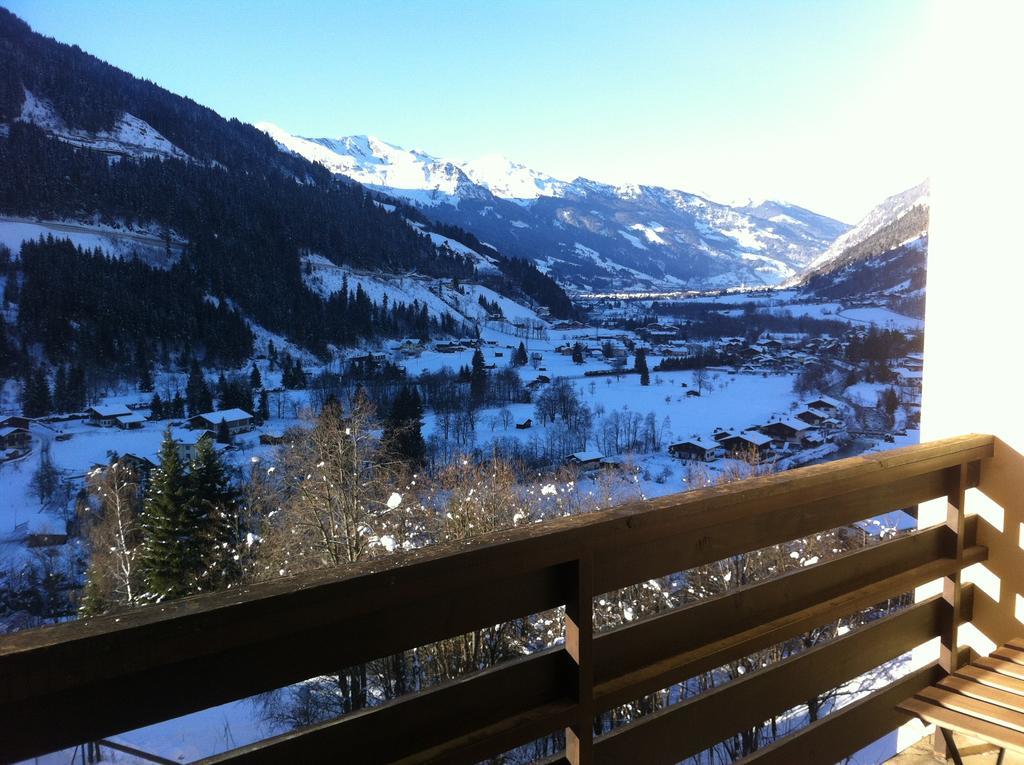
[940,463,969,674]
[565,551,594,765]
[935,462,969,760]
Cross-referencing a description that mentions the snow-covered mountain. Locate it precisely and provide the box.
[257,123,851,293]
[795,181,929,315]
[8,89,192,161]
[804,180,929,273]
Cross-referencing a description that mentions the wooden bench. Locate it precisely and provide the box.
[899,639,1024,765]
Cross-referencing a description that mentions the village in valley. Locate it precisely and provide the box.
[0,277,925,576]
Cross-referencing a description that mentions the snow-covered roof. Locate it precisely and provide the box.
[173,429,213,445]
[89,404,132,417]
[116,414,147,424]
[766,417,810,432]
[569,450,604,462]
[191,408,253,423]
[0,426,28,438]
[729,431,773,446]
[807,395,843,409]
[672,438,719,451]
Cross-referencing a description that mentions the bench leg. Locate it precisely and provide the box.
[996,747,1006,765]
[939,727,966,765]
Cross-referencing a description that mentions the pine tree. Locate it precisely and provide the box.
[513,342,528,367]
[188,438,240,590]
[137,431,197,603]
[258,389,270,422]
[249,362,262,390]
[149,392,164,420]
[470,348,487,408]
[635,348,650,386]
[22,366,51,417]
[383,388,426,466]
[572,343,585,364]
[216,419,232,445]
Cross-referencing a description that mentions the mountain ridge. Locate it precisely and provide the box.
[257,122,852,293]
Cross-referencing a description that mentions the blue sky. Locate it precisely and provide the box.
[4,0,932,222]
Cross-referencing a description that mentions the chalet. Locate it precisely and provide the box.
[711,428,733,442]
[0,415,30,430]
[668,438,720,462]
[391,338,424,355]
[188,408,254,436]
[87,405,132,427]
[564,451,604,470]
[904,352,925,371]
[720,431,773,458]
[804,396,844,418]
[515,418,532,430]
[115,414,146,430]
[174,430,215,463]
[0,426,31,450]
[757,418,810,446]
[760,338,783,352]
[894,367,924,386]
[686,390,701,398]
[119,453,157,475]
[795,407,831,426]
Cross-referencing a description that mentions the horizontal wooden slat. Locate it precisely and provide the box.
[593,541,985,710]
[938,674,1024,713]
[958,663,1024,696]
[593,468,959,593]
[735,662,946,765]
[592,594,951,765]
[977,656,1024,682]
[900,695,1024,752]
[994,646,1024,667]
[0,435,993,763]
[198,649,574,765]
[917,685,1024,733]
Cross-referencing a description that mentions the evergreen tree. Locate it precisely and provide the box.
[171,391,186,418]
[216,419,232,445]
[513,341,528,367]
[22,365,51,417]
[188,438,240,590]
[136,346,153,392]
[572,343,585,364]
[258,389,269,422]
[53,364,68,412]
[635,348,650,386]
[470,348,488,408]
[249,362,262,390]
[383,387,426,466]
[149,392,164,420]
[137,431,198,603]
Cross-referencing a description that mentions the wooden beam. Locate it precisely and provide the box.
[592,595,952,765]
[734,662,945,765]
[198,650,574,765]
[593,543,985,710]
[941,463,970,674]
[564,553,595,765]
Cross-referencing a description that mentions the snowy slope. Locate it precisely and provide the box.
[12,89,191,161]
[805,180,929,272]
[0,216,185,267]
[257,124,851,293]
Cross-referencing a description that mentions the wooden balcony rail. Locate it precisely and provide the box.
[0,434,995,765]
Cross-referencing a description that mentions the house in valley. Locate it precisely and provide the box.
[188,408,254,436]
[87,405,132,427]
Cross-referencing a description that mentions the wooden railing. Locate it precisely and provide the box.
[0,434,995,764]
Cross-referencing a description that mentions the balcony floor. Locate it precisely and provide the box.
[888,733,1024,764]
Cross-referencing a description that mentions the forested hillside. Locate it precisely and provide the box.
[0,7,574,386]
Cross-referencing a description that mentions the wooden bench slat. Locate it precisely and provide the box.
[977,656,1024,682]
[1006,638,1024,654]
[917,685,1024,733]
[898,696,1024,753]
[957,664,1024,698]
[993,646,1024,667]
[938,674,1024,713]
